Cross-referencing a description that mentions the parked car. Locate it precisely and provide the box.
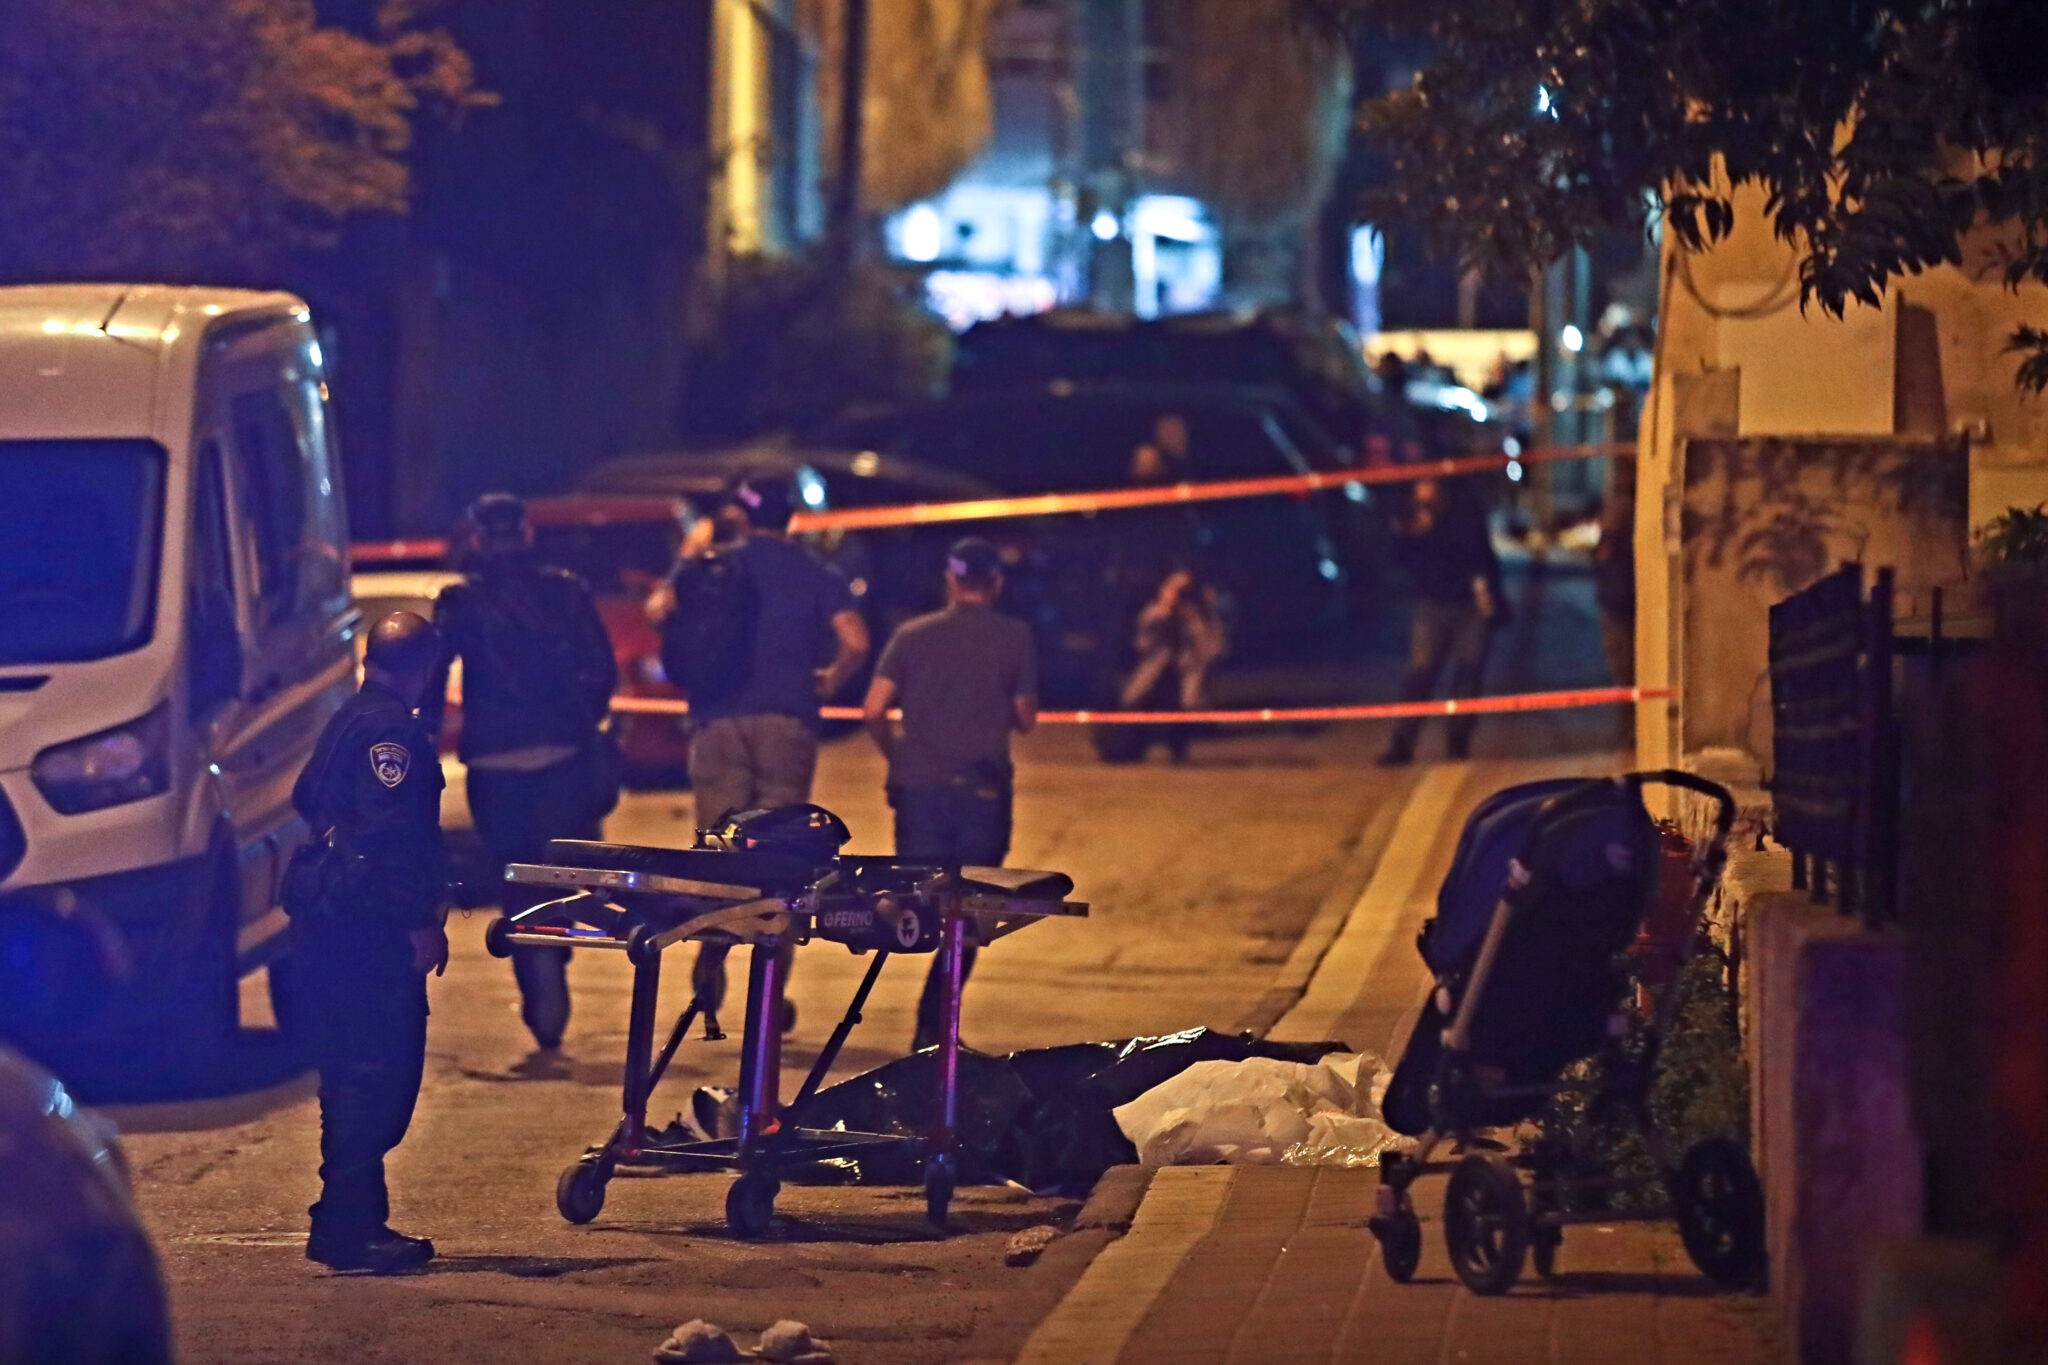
[0,284,354,1076]
[809,382,1356,679]
[954,307,1385,452]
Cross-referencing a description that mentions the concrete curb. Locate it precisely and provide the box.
[1228,766,1422,1040]
[956,1168,1158,1365]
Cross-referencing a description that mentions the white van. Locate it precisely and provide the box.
[0,285,357,1074]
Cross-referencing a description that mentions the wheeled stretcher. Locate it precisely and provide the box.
[482,806,1086,1237]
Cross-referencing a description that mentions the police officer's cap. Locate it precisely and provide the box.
[946,537,1004,585]
[727,475,795,530]
[467,491,528,538]
[365,610,441,678]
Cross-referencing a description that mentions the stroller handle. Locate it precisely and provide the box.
[1625,770,1738,842]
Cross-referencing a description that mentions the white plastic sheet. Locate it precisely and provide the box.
[1111,1051,1410,1169]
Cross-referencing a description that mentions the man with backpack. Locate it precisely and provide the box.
[422,493,620,1053]
[654,475,869,1030]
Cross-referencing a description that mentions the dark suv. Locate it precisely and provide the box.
[811,383,1358,698]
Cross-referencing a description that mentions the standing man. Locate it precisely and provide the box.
[1378,478,1506,765]
[862,538,1038,1051]
[287,612,449,1274]
[656,476,869,1026]
[422,493,620,1053]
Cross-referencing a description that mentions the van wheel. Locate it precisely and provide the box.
[161,852,242,1086]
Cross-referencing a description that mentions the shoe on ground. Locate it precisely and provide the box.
[653,1319,746,1364]
[305,1226,435,1273]
[778,997,797,1035]
[1375,746,1415,767]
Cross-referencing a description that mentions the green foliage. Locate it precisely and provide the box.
[682,253,951,444]
[0,0,484,282]
[1522,934,1750,1211]
[1300,0,2048,390]
[1976,503,2048,578]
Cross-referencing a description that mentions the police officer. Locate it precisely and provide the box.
[290,611,449,1274]
[861,538,1038,1050]
[422,493,620,1052]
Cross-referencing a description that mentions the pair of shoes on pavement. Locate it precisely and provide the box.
[653,1318,833,1365]
[306,1225,435,1274]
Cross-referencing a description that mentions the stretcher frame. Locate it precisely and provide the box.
[484,852,1086,1237]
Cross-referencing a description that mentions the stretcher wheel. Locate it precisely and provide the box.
[1672,1138,1765,1290]
[1370,1209,1422,1283]
[726,1171,780,1239]
[923,1154,956,1230]
[556,1161,609,1224]
[484,916,514,959]
[625,924,659,967]
[1444,1153,1528,1294]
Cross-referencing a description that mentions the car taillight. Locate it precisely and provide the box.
[30,703,172,815]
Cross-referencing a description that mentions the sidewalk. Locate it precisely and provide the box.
[1010,756,1777,1365]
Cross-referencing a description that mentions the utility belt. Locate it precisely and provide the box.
[280,828,372,927]
[887,761,1013,806]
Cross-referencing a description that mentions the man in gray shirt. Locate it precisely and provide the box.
[862,537,1038,1050]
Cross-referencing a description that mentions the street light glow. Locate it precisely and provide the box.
[1561,323,1584,352]
[1091,210,1120,242]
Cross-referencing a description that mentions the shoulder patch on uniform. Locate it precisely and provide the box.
[369,741,411,788]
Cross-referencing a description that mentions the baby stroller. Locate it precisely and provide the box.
[1368,771,1765,1295]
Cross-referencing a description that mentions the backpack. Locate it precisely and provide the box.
[461,569,611,727]
[659,548,759,705]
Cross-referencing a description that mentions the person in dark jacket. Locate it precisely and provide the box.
[421,493,620,1052]
[1379,478,1506,764]
[289,611,449,1274]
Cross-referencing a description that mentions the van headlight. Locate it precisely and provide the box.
[31,704,172,815]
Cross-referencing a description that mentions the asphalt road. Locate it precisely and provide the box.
[109,567,1618,1365]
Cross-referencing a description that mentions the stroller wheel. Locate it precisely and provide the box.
[1672,1138,1765,1290]
[1369,1208,1422,1283]
[726,1170,781,1240]
[556,1160,609,1224]
[1444,1153,1529,1295]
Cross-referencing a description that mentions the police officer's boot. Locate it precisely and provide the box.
[306,1225,436,1274]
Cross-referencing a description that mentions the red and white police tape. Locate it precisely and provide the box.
[349,444,1633,562]
[787,445,1632,533]
[606,684,1676,727]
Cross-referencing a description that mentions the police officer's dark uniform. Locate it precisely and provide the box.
[422,493,620,1051]
[288,611,447,1273]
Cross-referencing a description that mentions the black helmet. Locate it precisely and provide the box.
[466,491,529,545]
[365,610,441,678]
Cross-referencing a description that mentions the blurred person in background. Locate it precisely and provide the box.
[1378,478,1506,765]
[862,537,1037,1050]
[423,494,620,1055]
[1094,566,1228,764]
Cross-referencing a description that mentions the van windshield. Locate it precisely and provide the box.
[0,439,167,665]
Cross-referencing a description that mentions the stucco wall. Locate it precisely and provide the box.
[1636,179,2048,774]
[1679,437,1968,756]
